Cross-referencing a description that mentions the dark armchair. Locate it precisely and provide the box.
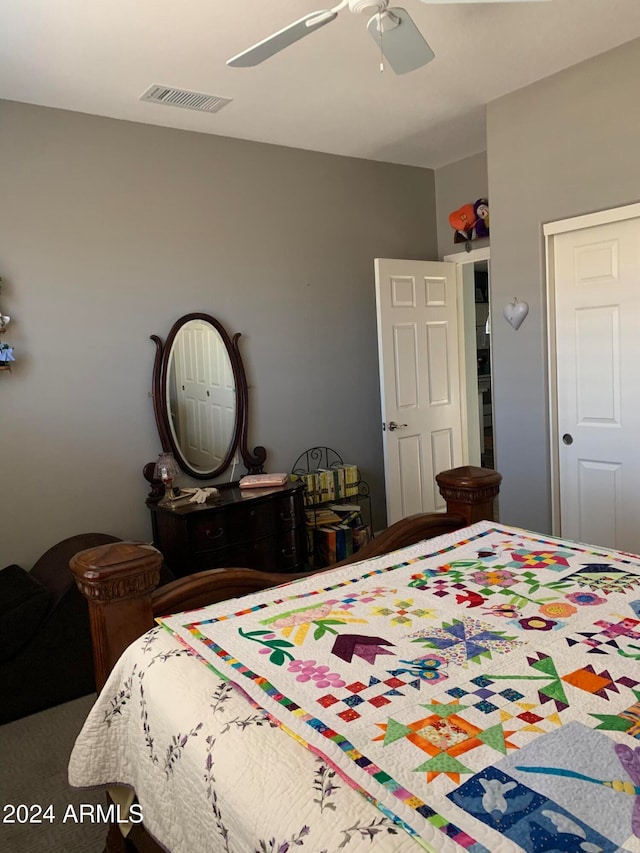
[0,533,174,725]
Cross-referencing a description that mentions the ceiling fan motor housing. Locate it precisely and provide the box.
[349,0,388,15]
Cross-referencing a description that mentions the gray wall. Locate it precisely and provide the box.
[487,37,640,533]
[0,100,437,568]
[5,35,637,568]
[435,152,489,261]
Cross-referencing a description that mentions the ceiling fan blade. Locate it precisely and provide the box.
[367,8,435,75]
[227,10,338,67]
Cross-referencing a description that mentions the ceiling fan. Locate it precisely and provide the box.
[227,0,550,76]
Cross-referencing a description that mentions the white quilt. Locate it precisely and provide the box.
[69,623,426,853]
[71,520,640,853]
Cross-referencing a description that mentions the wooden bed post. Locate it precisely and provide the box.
[436,465,502,524]
[70,542,163,692]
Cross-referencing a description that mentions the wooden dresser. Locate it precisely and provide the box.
[147,480,308,578]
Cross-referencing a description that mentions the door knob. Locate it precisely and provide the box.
[387,421,407,432]
[562,433,574,445]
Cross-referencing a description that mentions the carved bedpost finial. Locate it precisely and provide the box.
[436,466,502,525]
[71,541,163,692]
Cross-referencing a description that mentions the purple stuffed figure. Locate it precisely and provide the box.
[474,198,490,239]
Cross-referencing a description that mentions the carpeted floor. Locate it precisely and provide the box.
[0,694,108,853]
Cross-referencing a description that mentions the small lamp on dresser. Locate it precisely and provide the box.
[154,452,181,507]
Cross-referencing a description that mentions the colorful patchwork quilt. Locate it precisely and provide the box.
[161,521,640,853]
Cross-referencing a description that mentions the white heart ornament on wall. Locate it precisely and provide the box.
[503,298,529,330]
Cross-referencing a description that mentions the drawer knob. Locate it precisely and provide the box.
[205,527,224,540]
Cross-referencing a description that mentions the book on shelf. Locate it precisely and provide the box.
[329,507,362,527]
[305,508,343,527]
[317,469,339,502]
[313,523,354,566]
[293,463,360,505]
[339,464,359,497]
[352,524,372,552]
[333,466,346,500]
[313,526,337,567]
[335,524,353,561]
[295,472,320,505]
[328,465,358,500]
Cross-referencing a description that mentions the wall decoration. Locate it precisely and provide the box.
[0,277,15,372]
[448,198,490,245]
[474,198,490,238]
[503,298,529,330]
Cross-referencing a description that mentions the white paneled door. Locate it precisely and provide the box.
[375,258,464,524]
[550,211,640,552]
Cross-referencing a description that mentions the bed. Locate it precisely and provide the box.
[68,467,640,853]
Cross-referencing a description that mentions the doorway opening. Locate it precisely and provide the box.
[444,247,494,471]
[474,261,493,469]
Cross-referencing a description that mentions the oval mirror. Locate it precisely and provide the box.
[166,317,237,475]
[147,313,266,483]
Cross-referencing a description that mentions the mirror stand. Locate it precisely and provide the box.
[143,313,266,501]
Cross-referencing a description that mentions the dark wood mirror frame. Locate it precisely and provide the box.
[143,313,266,499]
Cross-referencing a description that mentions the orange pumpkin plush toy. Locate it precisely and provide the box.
[448,204,477,243]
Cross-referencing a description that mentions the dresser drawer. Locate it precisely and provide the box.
[189,507,243,553]
[149,481,308,577]
[191,528,303,573]
[256,492,299,531]
[190,493,299,554]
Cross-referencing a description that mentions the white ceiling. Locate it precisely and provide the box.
[2,0,640,169]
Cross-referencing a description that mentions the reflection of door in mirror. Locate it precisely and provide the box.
[167,320,236,474]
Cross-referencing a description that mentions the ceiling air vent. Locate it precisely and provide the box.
[140,85,232,114]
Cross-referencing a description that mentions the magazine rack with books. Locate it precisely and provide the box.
[291,447,373,568]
